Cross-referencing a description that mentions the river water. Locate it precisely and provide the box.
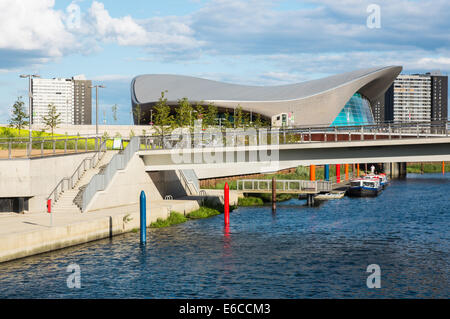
[0,173,448,298]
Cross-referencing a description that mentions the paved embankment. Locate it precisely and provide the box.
[0,199,201,263]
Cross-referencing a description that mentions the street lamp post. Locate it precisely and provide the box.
[89,84,106,136]
[20,74,40,146]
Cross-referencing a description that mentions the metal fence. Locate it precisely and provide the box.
[0,136,107,159]
[81,136,140,212]
[137,121,450,151]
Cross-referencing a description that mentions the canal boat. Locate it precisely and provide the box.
[348,177,382,197]
[363,173,389,189]
[315,191,346,200]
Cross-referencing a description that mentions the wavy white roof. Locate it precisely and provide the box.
[133,66,399,103]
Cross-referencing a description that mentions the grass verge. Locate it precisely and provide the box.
[150,211,188,228]
[187,207,221,219]
[238,196,264,206]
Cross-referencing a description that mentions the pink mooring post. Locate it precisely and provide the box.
[224,182,230,227]
[336,164,341,184]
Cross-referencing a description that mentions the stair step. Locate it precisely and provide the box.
[50,151,118,213]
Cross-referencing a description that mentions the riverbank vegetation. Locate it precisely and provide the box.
[407,163,450,174]
[187,207,221,219]
[150,205,225,228]
[150,211,188,228]
[238,196,264,206]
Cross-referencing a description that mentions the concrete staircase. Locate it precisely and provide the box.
[51,151,118,213]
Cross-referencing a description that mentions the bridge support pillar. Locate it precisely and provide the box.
[324,165,330,181]
[307,194,315,206]
[384,162,407,179]
[310,165,316,181]
[345,164,349,181]
[336,164,341,183]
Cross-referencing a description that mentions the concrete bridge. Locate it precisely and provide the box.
[1,122,449,214]
[137,124,450,178]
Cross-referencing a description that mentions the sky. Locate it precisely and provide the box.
[0,0,449,124]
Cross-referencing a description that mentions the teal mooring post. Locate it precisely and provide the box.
[325,165,330,181]
[140,191,147,245]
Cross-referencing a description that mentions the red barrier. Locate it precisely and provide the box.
[47,199,52,214]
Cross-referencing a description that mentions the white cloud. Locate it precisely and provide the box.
[86,1,203,54]
[0,0,75,57]
[87,1,148,46]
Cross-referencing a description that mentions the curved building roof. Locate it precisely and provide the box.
[131,66,402,126]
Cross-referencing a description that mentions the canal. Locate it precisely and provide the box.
[0,173,448,298]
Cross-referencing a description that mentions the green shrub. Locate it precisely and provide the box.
[150,211,187,228]
[187,207,221,219]
[238,196,264,206]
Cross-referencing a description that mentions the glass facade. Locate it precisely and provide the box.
[331,93,375,126]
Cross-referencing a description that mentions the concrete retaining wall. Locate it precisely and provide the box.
[0,153,95,213]
[0,200,200,263]
[85,154,163,212]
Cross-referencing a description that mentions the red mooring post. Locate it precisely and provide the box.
[272,177,277,212]
[224,182,230,227]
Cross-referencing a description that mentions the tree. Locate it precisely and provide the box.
[9,96,29,135]
[43,103,62,137]
[204,103,218,127]
[153,91,174,137]
[223,110,233,129]
[253,113,263,128]
[194,102,205,129]
[112,104,118,123]
[235,105,244,128]
[175,97,193,127]
[133,103,142,125]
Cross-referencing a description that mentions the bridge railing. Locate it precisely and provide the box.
[137,121,449,151]
[0,136,110,160]
[236,179,332,193]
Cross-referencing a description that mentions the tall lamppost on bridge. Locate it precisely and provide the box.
[19,74,40,145]
[89,84,106,136]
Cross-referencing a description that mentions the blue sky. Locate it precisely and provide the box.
[0,0,449,124]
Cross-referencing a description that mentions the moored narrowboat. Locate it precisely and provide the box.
[348,178,383,197]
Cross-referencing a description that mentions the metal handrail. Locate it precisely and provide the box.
[137,121,450,151]
[81,137,139,212]
[1,136,105,159]
[179,170,200,195]
[47,140,107,203]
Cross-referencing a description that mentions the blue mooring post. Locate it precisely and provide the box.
[140,191,146,245]
[325,165,330,181]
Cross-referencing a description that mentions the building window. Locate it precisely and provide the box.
[331,93,374,126]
